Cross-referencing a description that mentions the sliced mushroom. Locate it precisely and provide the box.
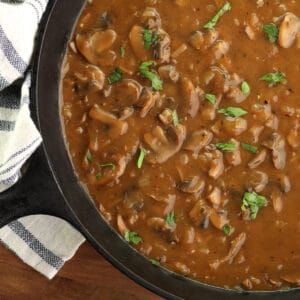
[248,149,267,169]
[159,108,173,126]
[279,174,291,193]
[141,7,162,29]
[189,31,204,50]
[210,232,247,270]
[211,40,230,61]
[129,25,149,61]
[155,29,171,63]
[178,176,205,194]
[184,130,213,154]
[281,273,300,286]
[147,217,178,243]
[209,150,225,179]
[225,139,241,166]
[74,64,105,91]
[204,29,219,50]
[287,122,300,148]
[252,103,272,123]
[271,189,284,213]
[76,29,117,66]
[117,214,129,236]
[278,13,300,48]
[158,65,179,82]
[180,77,200,118]
[189,200,211,228]
[209,210,228,230]
[223,117,248,136]
[89,105,128,138]
[207,186,221,209]
[248,170,268,193]
[174,262,190,276]
[137,88,158,118]
[263,133,286,170]
[144,124,186,164]
[249,125,264,143]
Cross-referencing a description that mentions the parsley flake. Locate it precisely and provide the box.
[108,68,123,84]
[143,29,158,50]
[218,107,248,118]
[205,93,217,104]
[260,71,286,85]
[216,142,236,152]
[241,192,267,220]
[172,110,179,126]
[139,61,163,91]
[222,224,232,236]
[166,211,176,227]
[241,81,250,95]
[263,23,279,43]
[125,231,143,245]
[204,2,232,29]
[241,143,257,154]
[137,147,147,169]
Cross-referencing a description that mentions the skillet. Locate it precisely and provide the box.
[0,1,299,299]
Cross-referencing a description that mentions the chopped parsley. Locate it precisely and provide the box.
[260,71,286,85]
[172,110,179,126]
[125,231,143,245]
[241,81,250,95]
[205,93,217,104]
[263,23,279,43]
[108,68,123,84]
[99,163,116,170]
[143,29,159,50]
[241,143,257,154]
[222,224,232,236]
[218,107,248,118]
[120,46,126,58]
[139,61,163,91]
[166,211,176,227]
[96,173,103,180]
[137,147,147,169]
[150,259,160,266]
[86,150,93,163]
[204,2,232,29]
[216,142,236,152]
[241,192,267,220]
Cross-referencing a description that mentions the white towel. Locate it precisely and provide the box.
[0,0,85,279]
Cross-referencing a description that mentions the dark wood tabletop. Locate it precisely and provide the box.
[0,242,161,300]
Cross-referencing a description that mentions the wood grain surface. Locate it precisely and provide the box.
[0,242,161,300]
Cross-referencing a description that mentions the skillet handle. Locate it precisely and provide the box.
[0,147,75,228]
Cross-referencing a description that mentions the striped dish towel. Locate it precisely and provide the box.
[0,0,85,279]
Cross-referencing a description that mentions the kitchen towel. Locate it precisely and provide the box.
[0,0,85,279]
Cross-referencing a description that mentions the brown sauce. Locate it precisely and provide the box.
[62,0,300,290]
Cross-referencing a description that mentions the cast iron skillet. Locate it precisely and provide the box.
[0,1,299,299]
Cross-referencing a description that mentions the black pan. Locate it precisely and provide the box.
[0,1,299,299]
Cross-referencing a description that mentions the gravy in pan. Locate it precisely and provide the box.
[62,0,300,290]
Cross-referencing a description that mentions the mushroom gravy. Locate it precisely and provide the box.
[62,0,300,290]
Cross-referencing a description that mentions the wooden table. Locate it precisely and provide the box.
[0,242,160,300]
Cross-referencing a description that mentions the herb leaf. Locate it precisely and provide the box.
[260,71,286,85]
[108,68,123,84]
[216,142,236,152]
[143,29,158,50]
[241,81,250,95]
[205,93,217,104]
[241,143,257,154]
[99,163,116,170]
[120,46,126,58]
[263,23,279,43]
[172,110,179,126]
[204,2,232,29]
[96,173,103,180]
[125,231,143,245]
[241,192,267,220]
[222,224,232,236]
[139,61,163,91]
[86,150,93,163]
[137,147,147,169]
[150,259,160,266]
[166,211,176,227]
[218,107,248,117]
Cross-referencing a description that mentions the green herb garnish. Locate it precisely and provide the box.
[120,46,126,58]
[222,224,232,236]
[241,143,257,154]
[143,29,159,50]
[99,163,116,170]
[166,211,176,227]
[241,81,250,95]
[125,231,143,245]
[96,173,103,180]
[205,93,217,104]
[263,23,279,43]
[108,68,123,84]
[216,142,236,152]
[241,192,267,220]
[137,147,147,169]
[260,71,286,85]
[150,259,160,266]
[218,107,248,118]
[172,110,179,126]
[204,2,232,29]
[139,61,163,91]
[86,150,93,163]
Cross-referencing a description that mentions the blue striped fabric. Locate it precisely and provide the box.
[0,0,86,281]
